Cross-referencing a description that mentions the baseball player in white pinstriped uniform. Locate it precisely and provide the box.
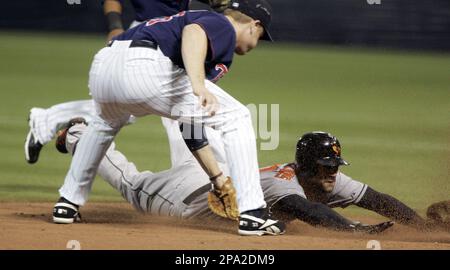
[52,2,287,236]
[24,0,231,164]
[57,119,418,234]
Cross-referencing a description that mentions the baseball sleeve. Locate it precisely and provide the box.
[356,186,426,227]
[327,172,368,208]
[191,14,235,61]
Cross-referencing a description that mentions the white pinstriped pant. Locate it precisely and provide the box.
[29,21,146,145]
[59,40,266,213]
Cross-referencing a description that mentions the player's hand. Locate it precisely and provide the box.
[106,28,124,43]
[426,200,450,232]
[194,87,219,116]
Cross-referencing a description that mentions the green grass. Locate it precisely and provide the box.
[0,31,449,213]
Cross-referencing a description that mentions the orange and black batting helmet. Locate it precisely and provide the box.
[295,131,349,177]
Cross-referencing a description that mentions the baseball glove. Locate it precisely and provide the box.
[208,177,239,220]
[209,0,231,12]
[426,200,450,231]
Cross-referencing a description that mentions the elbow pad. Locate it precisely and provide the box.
[179,122,209,152]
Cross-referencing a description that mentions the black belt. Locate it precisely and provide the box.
[182,183,211,205]
[108,40,158,50]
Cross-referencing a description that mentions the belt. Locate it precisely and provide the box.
[182,183,211,205]
[107,40,158,50]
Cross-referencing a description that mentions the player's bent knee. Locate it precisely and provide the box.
[228,106,252,125]
[238,105,251,118]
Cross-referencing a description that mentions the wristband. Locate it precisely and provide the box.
[106,12,123,31]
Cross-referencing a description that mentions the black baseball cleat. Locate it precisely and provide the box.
[238,208,286,236]
[53,197,82,224]
[24,129,43,164]
[55,117,87,154]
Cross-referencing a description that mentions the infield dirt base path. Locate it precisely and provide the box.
[1,202,449,250]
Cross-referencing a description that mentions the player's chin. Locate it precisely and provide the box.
[235,48,246,55]
[235,46,250,55]
[321,179,336,193]
[322,184,335,193]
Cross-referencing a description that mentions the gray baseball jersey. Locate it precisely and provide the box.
[258,163,368,209]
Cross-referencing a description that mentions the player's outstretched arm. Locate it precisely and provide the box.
[104,0,125,41]
[355,186,427,228]
[272,194,353,230]
[272,194,393,233]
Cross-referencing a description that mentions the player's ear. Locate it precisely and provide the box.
[254,20,264,38]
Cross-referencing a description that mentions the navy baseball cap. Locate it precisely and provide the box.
[229,0,274,41]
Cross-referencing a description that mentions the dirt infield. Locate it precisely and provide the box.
[1,202,449,250]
